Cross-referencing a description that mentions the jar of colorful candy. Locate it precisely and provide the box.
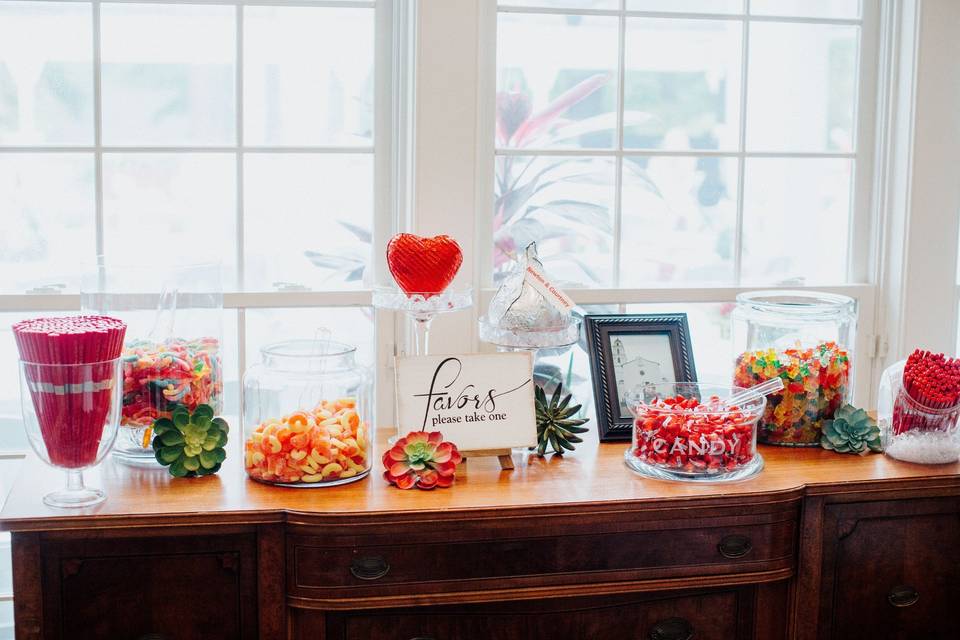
[242,339,372,487]
[624,382,765,482]
[81,263,224,465]
[732,291,855,446]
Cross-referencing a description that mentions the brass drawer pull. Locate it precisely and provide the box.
[650,617,693,640]
[718,534,752,559]
[888,585,919,608]
[350,555,390,580]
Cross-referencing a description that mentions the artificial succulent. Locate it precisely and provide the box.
[821,404,882,455]
[534,382,589,456]
[152,404,229,477]
[382,431,461,490]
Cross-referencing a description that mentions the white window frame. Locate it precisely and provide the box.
[419,0,884,405]
[0,0,408,427]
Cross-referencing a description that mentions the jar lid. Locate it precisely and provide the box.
[736,290,855,319]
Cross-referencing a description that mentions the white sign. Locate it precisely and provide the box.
[395,353,537,451]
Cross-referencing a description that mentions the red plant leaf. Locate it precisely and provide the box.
[510,73,611,147]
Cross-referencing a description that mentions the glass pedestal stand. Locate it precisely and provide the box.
[373,286,473,442]
[478,316,582,461]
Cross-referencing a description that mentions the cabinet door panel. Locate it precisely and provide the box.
[41,533,258,640]
[821,499,960,640]
[322,589,754,640]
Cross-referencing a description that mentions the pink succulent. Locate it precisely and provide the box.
[382,431,462,490]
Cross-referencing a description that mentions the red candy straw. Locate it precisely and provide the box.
[13,316,127,468]
[893,349,960,435]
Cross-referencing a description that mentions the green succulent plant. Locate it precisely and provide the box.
[534,382,589,456]
[152,404,229,477]
[821,404,882,455]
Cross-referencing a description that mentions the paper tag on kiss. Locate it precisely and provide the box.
[524,265,575,313]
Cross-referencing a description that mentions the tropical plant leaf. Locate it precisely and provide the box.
[511,73,611,146]
[524,199,612,233]
[339,220,372,243]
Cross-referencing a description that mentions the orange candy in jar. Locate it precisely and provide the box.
[245,398,369,485]
[241,339,372,487]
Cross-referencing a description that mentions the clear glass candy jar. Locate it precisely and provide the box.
[625,382,765,482]
[732,291,855,446]
[242,340,372,486]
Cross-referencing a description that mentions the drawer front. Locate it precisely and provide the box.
[820,498,960,640]
[319,588,754,640]
[289,515,795,599]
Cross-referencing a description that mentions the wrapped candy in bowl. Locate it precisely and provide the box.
[624,382,767,482]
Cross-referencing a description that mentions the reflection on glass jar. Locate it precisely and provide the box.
[242,339,372,487]
[732,291,855,446]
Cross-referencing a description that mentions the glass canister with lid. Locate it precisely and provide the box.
[242,339,372,486]
[732,291,856,446]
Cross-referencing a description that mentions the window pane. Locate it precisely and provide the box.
[0,1,93,145]
[244,154,373,291]
[623,18,741,150]
[497,14,618,150]
[245,307,375,371]
[100,3,235,146]
[244,6,374,147]
[102,153,236,272]
[751,0,860,19]
[0,153,94,293]
[746,22,859,152]
[741,157,852,285]
[499,0,618,9]
[627,0,743,13]
[494,155,615,286]
[620,155,737,285]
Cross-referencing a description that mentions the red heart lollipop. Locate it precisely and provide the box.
[387,233,463,298]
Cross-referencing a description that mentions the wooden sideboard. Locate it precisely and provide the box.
[2,433,959,640]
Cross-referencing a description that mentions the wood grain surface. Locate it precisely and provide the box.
[2,429,958,531]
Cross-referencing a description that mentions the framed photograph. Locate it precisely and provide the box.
[584,314,698,442]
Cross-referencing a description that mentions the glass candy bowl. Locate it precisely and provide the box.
[625,382,765,482]
[242,339,372,487]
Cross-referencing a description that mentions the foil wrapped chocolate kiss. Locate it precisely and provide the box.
[479,242,579,350]
[488,243,570,331]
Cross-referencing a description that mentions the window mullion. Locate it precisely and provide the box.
[93,0,104,264]
[733,9,750,286]
[612,7,626,288]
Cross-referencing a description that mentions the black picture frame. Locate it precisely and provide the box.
[584,314,698,442]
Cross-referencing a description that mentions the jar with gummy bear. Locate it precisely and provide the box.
[732,291,856,446]
[242,339,372,486]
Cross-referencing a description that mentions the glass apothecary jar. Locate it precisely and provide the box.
[732,291,856,446]
[242,339,372,487]
[878,360,960,464]
[81,262,223,466]
[625,382,765,482]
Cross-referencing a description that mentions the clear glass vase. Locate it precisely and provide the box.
[19,358,122,507]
